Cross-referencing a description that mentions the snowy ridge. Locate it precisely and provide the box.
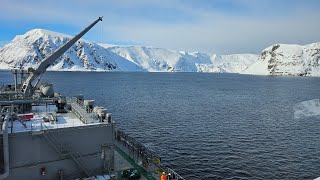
[0,29,143,71]
[196,54,258,73]
[106,45,258,73]
[244,43,320,76]
[0,29,319,76]
[0,29,257,73]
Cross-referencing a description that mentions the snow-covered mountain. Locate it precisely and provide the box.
[244,43,320,76]
[0,29,319,76]
[0,29,143,71]
[196,54,258,73]
[104,45,258,73]
[0,29,258,73]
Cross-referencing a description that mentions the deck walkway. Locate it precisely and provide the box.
[114,144,157,180]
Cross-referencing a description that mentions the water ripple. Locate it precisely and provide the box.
[25,72,320,180]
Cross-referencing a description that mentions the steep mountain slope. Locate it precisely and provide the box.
[104,46,181,72]
[105,45,258,73]
[244,43,320,76]
[0,29,143,71]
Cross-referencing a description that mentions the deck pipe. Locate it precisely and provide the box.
[0,114,10,180]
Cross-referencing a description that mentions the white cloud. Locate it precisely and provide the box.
[103,8,320,54]
[1,0,320,54]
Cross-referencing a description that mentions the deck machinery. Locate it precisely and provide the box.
[0,17,117,179]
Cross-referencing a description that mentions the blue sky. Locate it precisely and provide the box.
[1,0,320,54]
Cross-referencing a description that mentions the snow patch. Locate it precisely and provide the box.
[293,99,320,119]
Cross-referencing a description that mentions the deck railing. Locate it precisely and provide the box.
[67,97,97,124]
[115,130,185,180]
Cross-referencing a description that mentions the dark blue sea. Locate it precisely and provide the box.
[1,71,320,179]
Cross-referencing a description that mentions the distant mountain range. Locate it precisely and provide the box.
[0,29,319,76]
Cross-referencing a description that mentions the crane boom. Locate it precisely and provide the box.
[22,16,103,94]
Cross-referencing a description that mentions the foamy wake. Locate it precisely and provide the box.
[293,99,320,119]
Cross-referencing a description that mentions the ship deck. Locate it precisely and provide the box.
[5,103,181,180]
[9,104,105,134]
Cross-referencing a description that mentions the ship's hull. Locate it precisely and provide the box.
[3,123,114,180]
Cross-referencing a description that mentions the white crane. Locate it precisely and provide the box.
[21,16,103,95]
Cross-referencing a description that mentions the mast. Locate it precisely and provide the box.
[21,16,103,95]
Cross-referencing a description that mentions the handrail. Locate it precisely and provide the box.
[161,167,185,180]
[67,97,97,124]
[115,130,185,180]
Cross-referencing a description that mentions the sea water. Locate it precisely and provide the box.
[1,71,320,179]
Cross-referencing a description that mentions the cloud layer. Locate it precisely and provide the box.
[1,0,320,54]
